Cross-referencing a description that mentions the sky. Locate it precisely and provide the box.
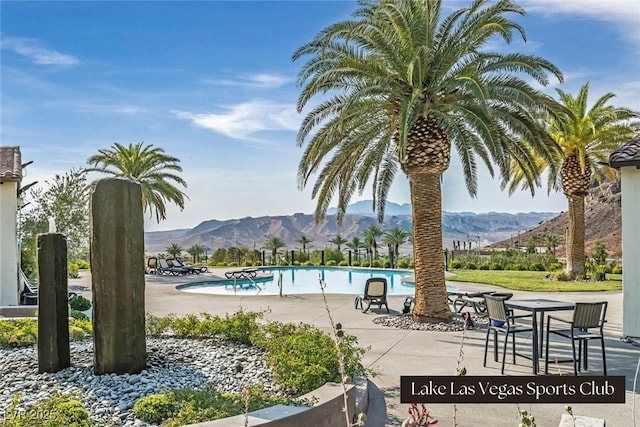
[2,1,639,232]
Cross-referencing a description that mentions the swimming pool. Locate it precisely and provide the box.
[179,266,419,296]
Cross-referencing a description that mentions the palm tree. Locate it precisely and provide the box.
[329,233,348,251]
[293,0,564,322]
[165,243,183,258]
[507,82,639,277]
[363,225,384,259]
[296,235,313,254]
[383,227,411,263]
[264,235,286,265]
[86,142,188,223]
[544,234,559,256]
[186,244,206,263]
[346,236,363,262]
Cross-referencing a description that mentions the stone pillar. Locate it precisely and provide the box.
[37,233,70,373]
[90,178,146,374]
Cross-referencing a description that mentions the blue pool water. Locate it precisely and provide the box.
[179,266,421,296]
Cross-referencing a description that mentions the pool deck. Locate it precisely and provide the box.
[69,268,639,427]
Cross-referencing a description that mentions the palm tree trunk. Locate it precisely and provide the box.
[566,195,586,278]
[410,172,451,323]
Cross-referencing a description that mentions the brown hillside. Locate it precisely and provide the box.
[490,180,622,258]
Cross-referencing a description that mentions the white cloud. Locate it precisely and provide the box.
[1,36,80,66]
[520,0,640,43]
[203,73,292,88]
[173,100,300,140]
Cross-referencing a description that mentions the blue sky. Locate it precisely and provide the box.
[2,1,639,232]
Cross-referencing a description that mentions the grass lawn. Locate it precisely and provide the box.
[447,270,622,292]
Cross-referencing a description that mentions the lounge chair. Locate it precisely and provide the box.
[360,277,389,313]
[19,269,77,305]
[158,258,188,275]
[447,291,513,317]
[147,257,159,274]
[169,258,207,274]
[224,268,258,280]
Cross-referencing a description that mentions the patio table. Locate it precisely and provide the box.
[505,299,575,374]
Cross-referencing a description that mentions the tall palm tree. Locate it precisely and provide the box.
[383,227,411,262]
[329,233,348,251]
[293,0,564,322]
[507,82,639,277]
[165,243,184,258]
[86,142,188,223]
[346,236,363,262]
[363,225,384,259]
[264,235,286,265]
[296,235,313,253]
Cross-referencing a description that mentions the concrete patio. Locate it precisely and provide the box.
[66,269,639,427]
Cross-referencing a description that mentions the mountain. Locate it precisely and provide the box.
[327,200,412,216]
[144,202,558,255]
[489,180,622,256]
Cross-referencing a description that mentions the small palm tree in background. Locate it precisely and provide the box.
[544,234,559,256]
[86,142,188,223]
[264,235,286,265]
[187,244,206,263]
[165,243,184,259]
[293,0,564,322]
[329,233,348,251]
[346,236,363,262]
[363,225,384,260]
[507,82,639,277]
[296,235,313,254]
[383,227,411,263]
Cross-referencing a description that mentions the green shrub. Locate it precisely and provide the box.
[338,260,348,266]
[69,325,88,341]
[326,260,337,266]
[67,263,80,279]
[463,262,477,270]
[70,318,93,335]
[547,262,563,272]
[76,260,90,270]
[216,262,226,267]
[133,393,180,424]
[302,261,314,267]
[69,295,91,311]
[1,393,91,427]
[408,259,415,268]
[242,261,252,267]
[612,264,622,274]
[145,313,172,336]
[371,259,382,268]
[220,309,263,344]
[553,270,571,281]
[253,261,263,267]
[396,259,409,268]
[478,264,490,270]
[489,263,503,270]
[505,263,525,271]
[0,319,37,349]
[450,260,462,269]
[359,260,370,267]
[529,263,545,272]
[70,310,88,321]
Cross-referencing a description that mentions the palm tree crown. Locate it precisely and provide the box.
[86,142,188,223]
[293,0,563,322]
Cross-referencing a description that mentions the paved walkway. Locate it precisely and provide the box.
[71,270,639,426]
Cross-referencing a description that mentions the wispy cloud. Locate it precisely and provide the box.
[173,100,299,140]
[1,36,80,66]
[520,0,640,43]
[203,73,292,88]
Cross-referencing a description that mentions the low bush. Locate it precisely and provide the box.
[1,393,91,427]
[70,309,89,320]
[241,261,252,267]
[488,263,503,270]
[75,260,90,270]
[547,262,563,272]
[301,261,314,267]
[396,259,409,268]
[133,393,179,424]
[371,260,382,268]
[338,260,348,266]
[216,262,226,267]
[449,260,462,269]
[0,319,37,349]
[326,260,337,266]
[612,264,622,274]
[68,262,80,279]
[463,262,477,270]
[478,264,490,270]
[553,270,571,281]
[253,261,263,267]
[529,263,545,272]
[359,260,370,267]
[69,295,91,312]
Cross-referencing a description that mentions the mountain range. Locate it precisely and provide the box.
[144,201,558,255]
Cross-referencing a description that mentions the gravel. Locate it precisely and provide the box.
[373,312,489,331]
[0,337,279,426]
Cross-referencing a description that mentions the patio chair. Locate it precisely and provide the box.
[483,294,533,374]
[544,301,608,375]
[360,277,389,313]
[158,258,188,275]
[147,257,159,274]
[448,291,513,317]
[19,269,77,305]
[169,258,207,274]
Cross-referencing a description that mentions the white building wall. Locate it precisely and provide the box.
[0,182,19,306]
[621,166,640,338]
